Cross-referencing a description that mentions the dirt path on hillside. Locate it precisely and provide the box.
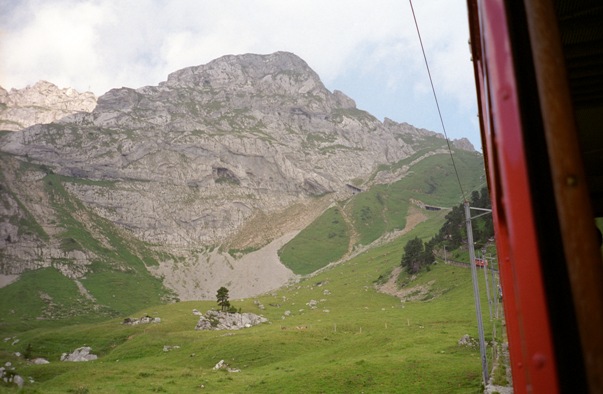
[377,266,437,301]
[339,202,360,260]
[375,207,443,301]
[309,206,428,277]
[375,206,427,245]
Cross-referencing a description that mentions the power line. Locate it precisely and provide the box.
[408,0,467,202]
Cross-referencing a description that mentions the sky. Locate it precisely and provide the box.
[0,0,481,149]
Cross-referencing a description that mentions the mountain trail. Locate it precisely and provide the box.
[308,205,428,278]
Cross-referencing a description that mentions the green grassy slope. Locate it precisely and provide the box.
[278,206,350,275]
[280,150,485,274]
[0,210,496,393]
[0,268,101,325]
[0,167,175,327]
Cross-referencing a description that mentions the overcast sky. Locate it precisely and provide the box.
[0,0,480,149]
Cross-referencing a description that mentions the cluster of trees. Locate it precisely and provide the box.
[435,187,493,251]
[400,187,494,274]
[401,236,436,274]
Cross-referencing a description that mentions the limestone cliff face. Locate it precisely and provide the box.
[1,52,419,247]
[0,52,472,300]
[0,81,97,131]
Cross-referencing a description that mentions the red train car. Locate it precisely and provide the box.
[475,257,488,268]
[466,0,603,392]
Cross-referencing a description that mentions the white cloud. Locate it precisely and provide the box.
[1,0,108,91]
[1,0,471,96]
[0,0,480,147]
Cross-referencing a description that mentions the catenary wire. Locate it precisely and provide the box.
[408,0,467,202]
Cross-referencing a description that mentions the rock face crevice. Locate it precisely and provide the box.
[0,51,475,300]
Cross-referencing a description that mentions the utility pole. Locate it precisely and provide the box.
[464,201,489,386]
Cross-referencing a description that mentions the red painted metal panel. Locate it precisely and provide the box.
[468,0,560,392]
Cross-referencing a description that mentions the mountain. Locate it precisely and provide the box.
[0,52,479,317]
[0,81,96,131]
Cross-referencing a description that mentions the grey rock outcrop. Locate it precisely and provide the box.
[0,365,24,388]
[458,334,478,348]
[452,137,475,152]
[122,315,161,325]
[194,310,268,330]
[13,374,24,388]
[0,81,96,131]
[213,359,241,372]
[60,346,98,362]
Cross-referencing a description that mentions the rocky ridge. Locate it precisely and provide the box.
[194,310,268,331]
[0,51,475,302]
[0,81,96,131]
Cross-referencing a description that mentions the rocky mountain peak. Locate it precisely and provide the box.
[166,52,319,88]
[0,81,96,131]
[161,52,341,111]
[452,137,475,152]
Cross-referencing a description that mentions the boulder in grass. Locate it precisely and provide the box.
[61,347,98,362]
[195,310,267,331]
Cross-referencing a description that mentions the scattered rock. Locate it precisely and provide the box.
[213,359,225,370]
[323,289,331,295]
[194,310,268,331]
[61,347,98,362]
[253,300,266,310]
[31,358,49,365]
[284,310,291,316]
[122,315,161,325]
[192,309,202,316]
[0,365,25,389]
[458,334,478,348]
[13,374,24,388]
[306,300,318,309]
[213,359,240,373]
[163,345,180,352]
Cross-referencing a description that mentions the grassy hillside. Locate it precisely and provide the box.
[280,149,485,275]
[278,206,350,275]
[0,160,175,326]
[0,210,498,393]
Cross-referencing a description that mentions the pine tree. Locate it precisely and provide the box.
[401,237,425,274]
[216,286,230,312]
